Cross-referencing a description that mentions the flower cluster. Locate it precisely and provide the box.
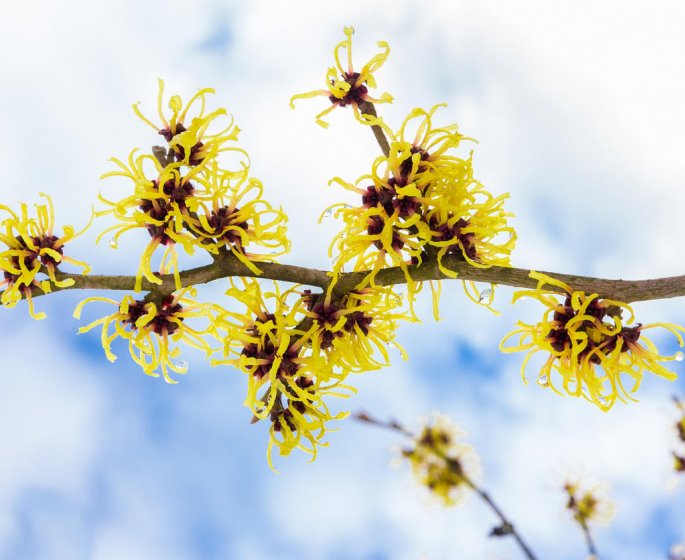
[212,279,408,468]
[74,287,217,383]
[0,194,91,319]
[401,415,480,506]
[98,79,289,291]
[290,26,392,128]
[500,272,685,410]
[326,105,515,316]
[563,479,614,527]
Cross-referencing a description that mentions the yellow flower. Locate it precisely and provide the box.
[74,287,216,383]
[402,414,480,506]
[0,193,91,319]
[186,160,290,273]
[500,271,685,410]
[133,79,241,166]
[98,150,207,291]
[266,377,345,469]
[290,26,393,128]
[386,105,515,276]
[563,479,615,526]
[327,158,432,290]
[300,284,410,373]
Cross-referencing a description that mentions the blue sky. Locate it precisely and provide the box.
[2,1,685,559]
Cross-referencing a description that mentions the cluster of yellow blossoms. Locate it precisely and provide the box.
[211,280,408,465]
[0,194,91,319]
[76,81,290,393]
[290,26,392,128]
[293,30,514,319]
[74,287,216,383]
[501,272,685,410]
[98,81,289,291]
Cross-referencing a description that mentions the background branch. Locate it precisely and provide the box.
[354,412,538,560]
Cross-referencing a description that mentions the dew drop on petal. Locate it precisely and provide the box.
[175,360,189,370]
[675,352,684,362]
[478,289,492,305]
[598,396,608,406]
[322,209,334,220]
[109,239,118,249]
[536,375,549,387]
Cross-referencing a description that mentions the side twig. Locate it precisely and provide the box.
[579,520,599,559]
[353,411,538,560]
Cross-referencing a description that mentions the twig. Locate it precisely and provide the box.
[579,520,599,559]
[358,100,390,157]
[353,411,538,560]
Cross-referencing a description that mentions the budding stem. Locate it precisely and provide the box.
[353,411,539,560]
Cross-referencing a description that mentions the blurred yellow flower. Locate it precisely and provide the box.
[563,478,615,526]
[402,414,480,506]
[0,193,91,319]
[501,271,685,410]
[290,26,392,128]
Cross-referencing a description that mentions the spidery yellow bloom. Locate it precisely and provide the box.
[300,285,410,373]
[0,194,91,319]
[186,160,290,272]
[98,151,206,291]
[402,414,480,506]
[74,287,217,383]
[133,79,241,166]
[290,26,392,128]
[500,271,685,410]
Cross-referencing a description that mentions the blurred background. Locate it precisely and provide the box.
[1,1,685,558]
